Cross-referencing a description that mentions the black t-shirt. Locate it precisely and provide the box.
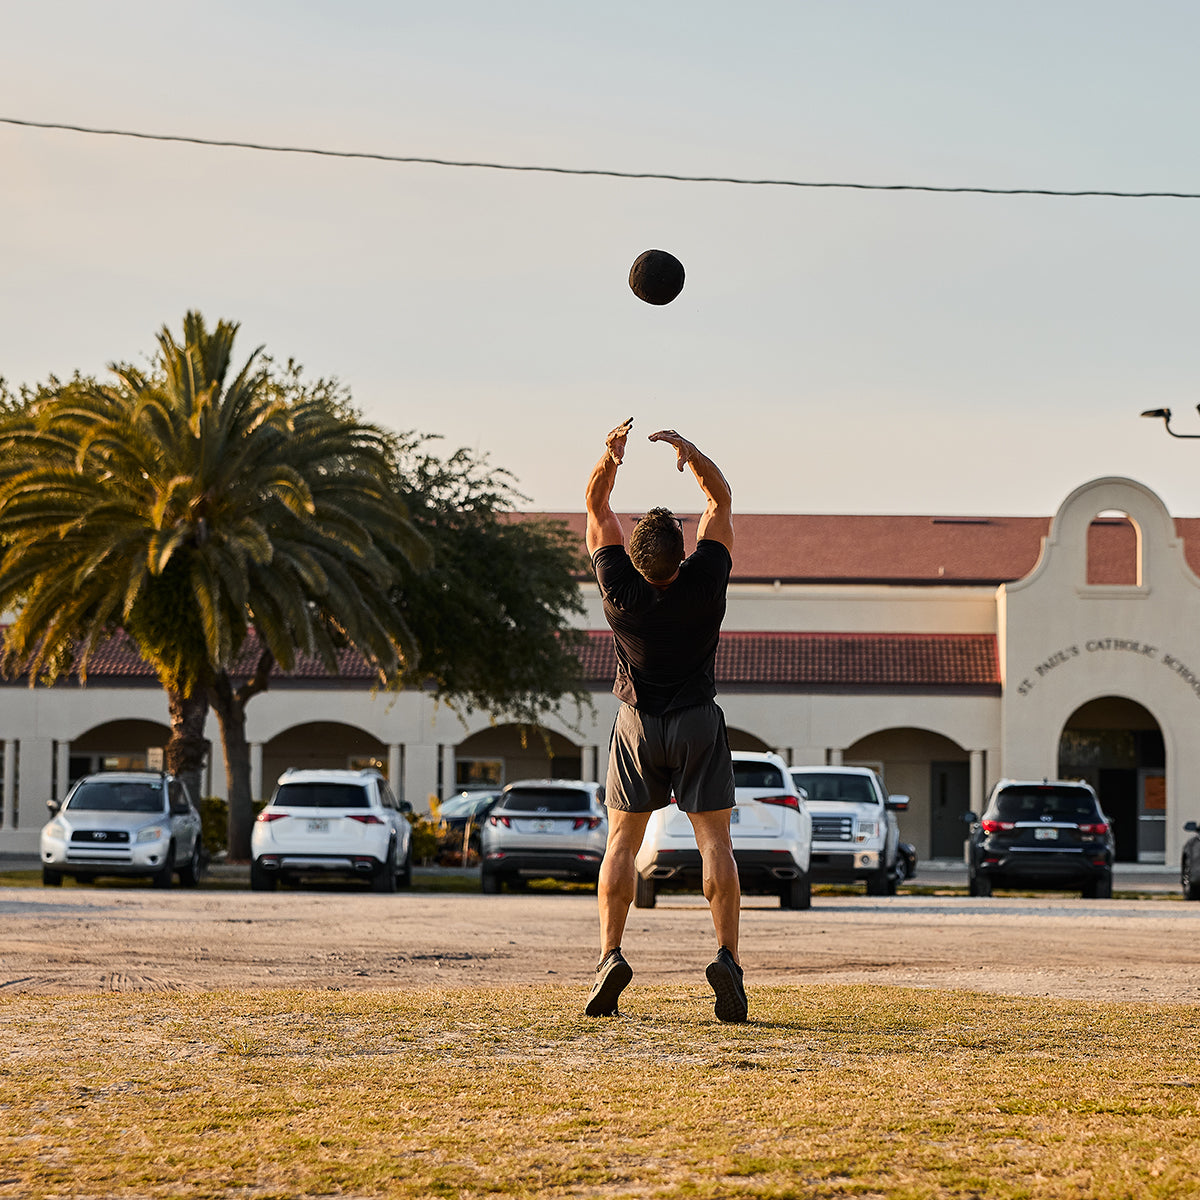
[593,539,732,716]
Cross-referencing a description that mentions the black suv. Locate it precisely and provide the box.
[966,780,1115,898]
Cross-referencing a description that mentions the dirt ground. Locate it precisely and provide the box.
[3,881,1200,1004]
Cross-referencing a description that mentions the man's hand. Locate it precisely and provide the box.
[648,428,694,472]
[648,427,733,552]
[606,417,634,466]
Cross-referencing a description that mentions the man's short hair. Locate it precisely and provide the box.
[629,507,684,582]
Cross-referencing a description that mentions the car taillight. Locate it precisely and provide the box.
[758,794,800,810]
[980,819,1015,833]
[256,811,288,823]
[1078,822,1109,835]
[489,815,511,828]
[346,814,384,825]
[573,817,603,830]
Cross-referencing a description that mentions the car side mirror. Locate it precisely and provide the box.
[963,811,978,824]
[397,799,414,816]
[795,786,808,802]
[885,794,909,811]
[46,798,61,816]
[1186,821,1198,834]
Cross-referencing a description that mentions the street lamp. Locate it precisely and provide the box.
[1140,407,1200,439]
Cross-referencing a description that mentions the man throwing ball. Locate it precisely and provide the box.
[583,417,745,1022]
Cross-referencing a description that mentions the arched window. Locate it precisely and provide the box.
[1087,510,1141,586]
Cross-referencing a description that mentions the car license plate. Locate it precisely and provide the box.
[307,819,329,833]
[532,819,555,833]
[1034,827,1058,840]
[729,808,740,824]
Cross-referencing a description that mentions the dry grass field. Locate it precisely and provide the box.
[4,983,1200,1199]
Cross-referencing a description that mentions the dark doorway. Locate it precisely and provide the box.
[1097,768,1138,862]
[930,761,971,858]
[1058,697,1164,863]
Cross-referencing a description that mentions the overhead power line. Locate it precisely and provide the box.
[4,115,1200,200]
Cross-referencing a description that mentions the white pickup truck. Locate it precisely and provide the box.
[788,765,909,895]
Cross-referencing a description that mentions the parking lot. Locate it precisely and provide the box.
[2,861,1197,1004]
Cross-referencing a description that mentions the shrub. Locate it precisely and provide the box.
[198,796,268,857]
[198,797,229,857]
[407,814,441,866]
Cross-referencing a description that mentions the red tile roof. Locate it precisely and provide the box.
[5,631,381,685]
[524,512,1200,584]
[4,628,999,692]
[582,631,999,690]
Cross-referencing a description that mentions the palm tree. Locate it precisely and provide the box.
[0,313,426,855]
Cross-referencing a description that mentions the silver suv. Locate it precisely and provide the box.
[40,771,204,888]
[251,768,414,892]
[790,766,909,895]
[480,780,607,893]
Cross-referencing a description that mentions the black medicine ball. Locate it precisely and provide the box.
[628,249,685,305]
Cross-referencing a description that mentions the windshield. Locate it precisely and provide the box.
[733,762,787,790]
[790,773,878,804]
[271,783,370,809]
[440,794,497,819]
[497,788,592,814]
[991,786,1101,823]
[65,781,165,814]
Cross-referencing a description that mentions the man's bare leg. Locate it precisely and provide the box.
[597,808,653,955]
[586,808,651,1017]
[686,809,740,962]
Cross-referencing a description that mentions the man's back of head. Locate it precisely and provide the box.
[628,508,685,583]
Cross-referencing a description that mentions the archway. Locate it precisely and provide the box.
[726,726,770,753]
[68,719,174,787]
[455,725,582,791]
[1058,697,1164,863]
[263,722,387,790]
[844,727,970,860]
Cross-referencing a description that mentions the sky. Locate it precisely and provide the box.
[6,1,1200,517]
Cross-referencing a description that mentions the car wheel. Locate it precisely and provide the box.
[178,840,203,888]
[634,875,656,909]
[398,842,413,889]
[372,842,399,893]
[249,858,277,892]
[151,846,175,889]
[968,871,993,897]
[780,871,811,911]
[42,867,63,887]
[1183,858,1200,901]
[481,868,501,894]
[893,856,908,885]
[1083,873,1113,899]
[866,867,891,896]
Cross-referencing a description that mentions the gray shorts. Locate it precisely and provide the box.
[605,701,735,814]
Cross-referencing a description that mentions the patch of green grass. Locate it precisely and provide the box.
[2,985,1199,1198]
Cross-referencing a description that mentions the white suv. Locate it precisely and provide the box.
[634,750,813,909]
[250,768,413,892]
[789,766,909,895]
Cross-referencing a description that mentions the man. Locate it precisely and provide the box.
[583,416,745,1023]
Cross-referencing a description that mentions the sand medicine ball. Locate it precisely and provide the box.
[628,249,685,305]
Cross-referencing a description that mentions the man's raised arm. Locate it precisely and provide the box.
[647,429,733,554]
[585,417,634,557]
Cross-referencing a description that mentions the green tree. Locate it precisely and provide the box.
[390,435,588,726]
[0,314,427,856]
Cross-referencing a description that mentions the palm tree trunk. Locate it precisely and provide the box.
[165,688,209,815]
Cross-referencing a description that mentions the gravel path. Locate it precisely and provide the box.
[3,885,1199,1004]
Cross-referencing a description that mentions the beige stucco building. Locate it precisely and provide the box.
[2,475,1197,864]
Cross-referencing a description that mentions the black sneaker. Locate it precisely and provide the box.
[705,947,747,1023]
[585,948,633,1017]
